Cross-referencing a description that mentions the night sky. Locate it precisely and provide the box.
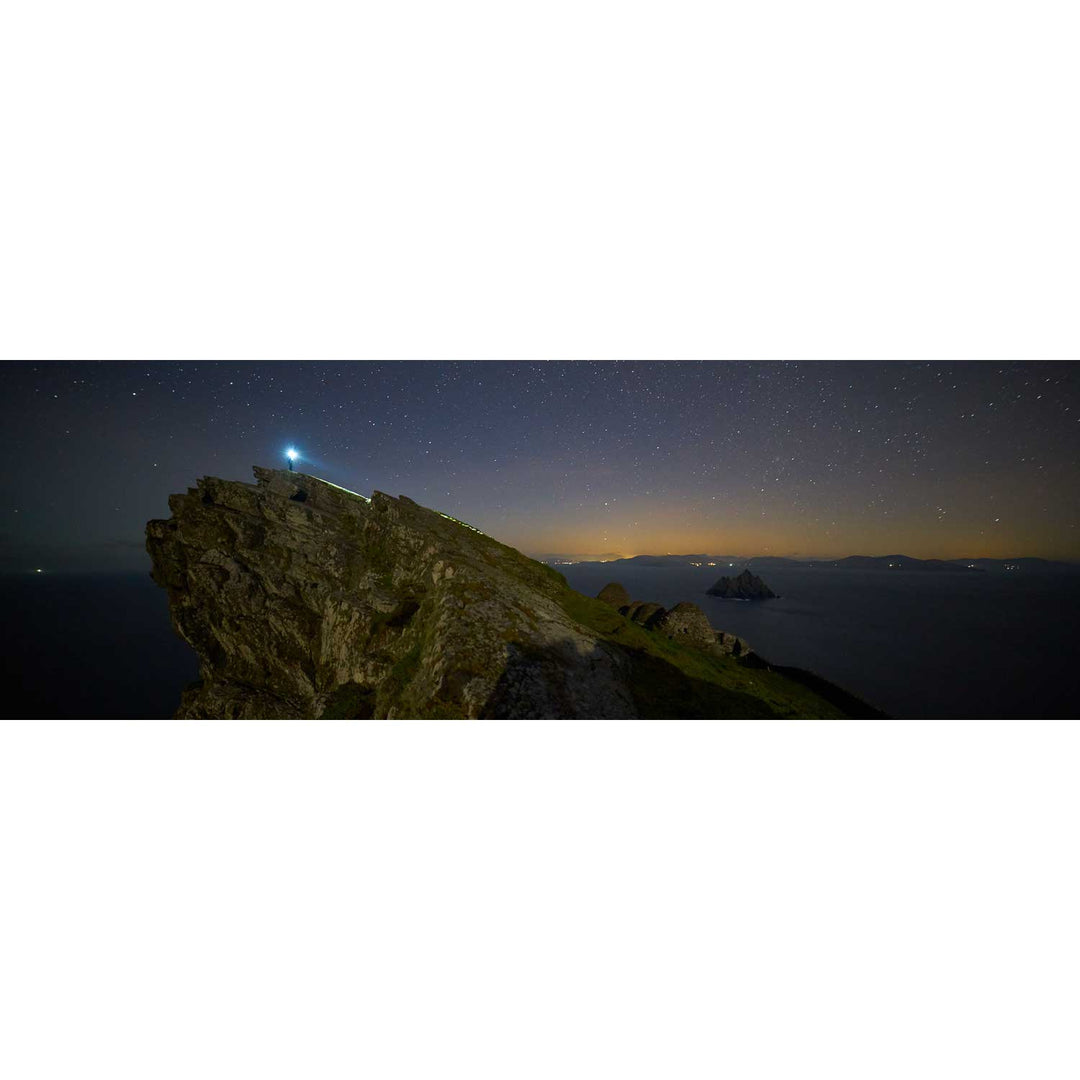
[2,360,1078,573]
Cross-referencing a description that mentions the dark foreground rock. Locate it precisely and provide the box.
[148,468,641,718]
[706,568,778,599]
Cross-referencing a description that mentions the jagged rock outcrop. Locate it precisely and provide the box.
[146,467,869,719]
[147,468,638,719]
[706,568,777,599]
[597,582,631,609]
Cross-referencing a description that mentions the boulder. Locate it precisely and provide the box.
[147,467,638,719]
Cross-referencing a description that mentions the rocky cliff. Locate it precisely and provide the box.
[146,468,864,718]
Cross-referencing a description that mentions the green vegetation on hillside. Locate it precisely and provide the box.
[556,588,850,719]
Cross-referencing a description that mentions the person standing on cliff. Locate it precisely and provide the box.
[286,448,298,471]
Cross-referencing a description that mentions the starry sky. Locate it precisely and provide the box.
[1,360,1078,572]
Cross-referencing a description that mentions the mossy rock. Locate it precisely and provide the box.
[321,681,376,719]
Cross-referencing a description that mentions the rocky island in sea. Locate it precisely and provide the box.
[706,568,778,600]
[146,466,880,718]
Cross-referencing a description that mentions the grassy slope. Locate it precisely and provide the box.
[556,588,851,719]
[379,534,854,717]
[316,485,855,718]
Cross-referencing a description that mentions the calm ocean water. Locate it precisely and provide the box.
[1,574,198,719]
[2,568,1076,719]
[558,563,1080,719]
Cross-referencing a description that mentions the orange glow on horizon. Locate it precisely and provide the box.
[501,521,1079,562]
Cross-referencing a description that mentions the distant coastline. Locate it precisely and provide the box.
[538,553,1080,574]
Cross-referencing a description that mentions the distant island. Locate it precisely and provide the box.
[706,568,777,600]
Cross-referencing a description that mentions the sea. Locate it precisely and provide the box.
[557,563,1080,719]
[1,574,199,720]
[1,566,1077,719]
